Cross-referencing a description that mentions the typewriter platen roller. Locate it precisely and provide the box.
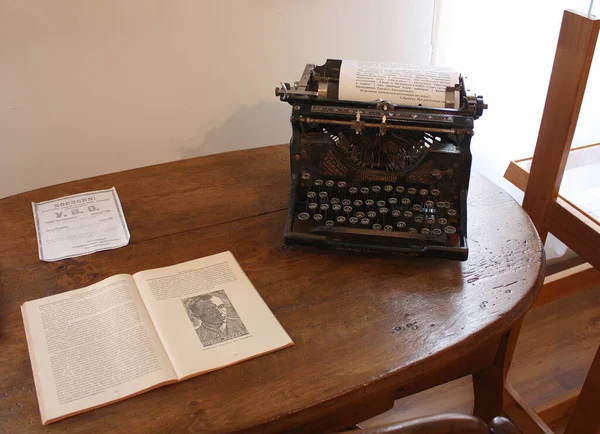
[276,59,487,260]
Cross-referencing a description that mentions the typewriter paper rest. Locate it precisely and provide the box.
[276,59,487,260]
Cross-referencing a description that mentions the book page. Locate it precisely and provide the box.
[133,251,293,379]
[21,274,176,424]
[338,60,460,108]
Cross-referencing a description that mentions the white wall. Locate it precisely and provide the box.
[0,0,435,198]
[433,0,600,194]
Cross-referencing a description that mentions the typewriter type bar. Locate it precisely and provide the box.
[276,59,486,260]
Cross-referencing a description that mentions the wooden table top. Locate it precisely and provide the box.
[0,145,544,433]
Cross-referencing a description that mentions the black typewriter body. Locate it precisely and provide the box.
[276,59,486,260]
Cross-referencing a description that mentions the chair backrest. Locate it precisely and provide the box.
[342,414,517,434]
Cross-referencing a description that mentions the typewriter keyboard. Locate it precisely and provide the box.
[295,177,460,241]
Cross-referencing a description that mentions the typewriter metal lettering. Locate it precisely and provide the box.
[276,59,486,260]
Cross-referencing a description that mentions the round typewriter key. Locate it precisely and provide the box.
[396,186,405,193]
[419,189,428,196]
[392,210,401,217]
[414,215,424,223]
[365,199,375,206]
[331,197,340,204]
[325,220,335,227]
[356,212,365,218]
[404,211,413,218]
[301,172,311,180]
[349,216,359,224]
[421,228,430,234]
[408,228,418,233]
[319,191,328,199]
[388,197,398,205]
[307,191,316,199]
[413,204,421,211]
[367,211,377,218]
[397,221,407,229]
[353,199,363,207]
[432,228,443,236]
[337,181,347,188]
[320,203,329,211]
[343,206,353,213]
[443,201,453,208]
[384,185,393,192]
[360,187,370,194]
[349,186,358,194]
[309,202,318,210]
[408,187,417,195]
[342,199,351,206]
[325,180,335,187]
[438,217,448,225]
[384,225,393,231]
[372,185,381,193]
[360,218,370,225]
[314,179,323,186]
[314,213,323,221]
[298,212,310,220]
[401,198,411,205]
[437,201,446,208]
[377,200,386,207]
[444,225,457,234]
[337,216,347,224]
[426,216,436,224]
[431,189,440,196]
[372,223,382,230]
[332,204,341,211]
[425,200,434,208]
[379,207,389,215]
[447,209,458,216]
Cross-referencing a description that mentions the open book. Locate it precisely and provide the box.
[21,251,293,424]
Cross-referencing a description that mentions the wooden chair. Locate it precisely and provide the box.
[502,9,600,434]
[340,414,518,434]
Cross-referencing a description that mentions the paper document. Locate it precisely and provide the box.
[338,60,460,108]
[32,187,130,261]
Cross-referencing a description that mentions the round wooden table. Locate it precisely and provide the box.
[0,145,544,433]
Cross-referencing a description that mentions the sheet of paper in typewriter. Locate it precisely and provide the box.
[338,60,459,109]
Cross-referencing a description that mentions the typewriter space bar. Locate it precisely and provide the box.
[309,226,445,244]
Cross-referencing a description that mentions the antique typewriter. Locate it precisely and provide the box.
[275,59,486,260]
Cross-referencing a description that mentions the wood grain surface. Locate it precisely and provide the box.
[0,144,544,433]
